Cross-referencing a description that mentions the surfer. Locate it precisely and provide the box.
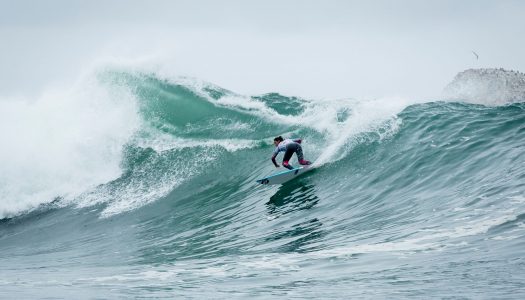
[271,136,311,170]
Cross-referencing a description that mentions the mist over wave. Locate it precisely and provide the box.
[443,68,525,105]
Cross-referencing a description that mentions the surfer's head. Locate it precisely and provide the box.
[273,136,283,146]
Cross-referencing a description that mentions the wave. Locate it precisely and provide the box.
[1,67,523,220]
[1,66,524,298]
[0,69,414,218]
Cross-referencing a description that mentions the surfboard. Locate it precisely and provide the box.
[256,164,313,185]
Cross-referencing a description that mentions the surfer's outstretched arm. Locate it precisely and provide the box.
[293,138,302,144]
[271,153,280,168]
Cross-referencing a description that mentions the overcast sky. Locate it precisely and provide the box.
[1,0,524,99]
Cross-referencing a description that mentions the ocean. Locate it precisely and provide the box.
[1,69,524,299]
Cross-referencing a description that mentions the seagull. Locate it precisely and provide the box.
[471,51,479,60]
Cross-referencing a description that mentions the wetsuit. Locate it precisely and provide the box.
[271,138,311,170]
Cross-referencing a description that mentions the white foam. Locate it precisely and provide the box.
[134,127,259,153]
[0,73,140,218]
[74,150,211,218]
[73,126,260,217]
[311,97,409,165]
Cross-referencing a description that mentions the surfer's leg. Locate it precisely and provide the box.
[296,145,304,161]
[282,146,295,170]
[296,144,311,165]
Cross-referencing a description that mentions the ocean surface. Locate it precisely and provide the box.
[1,70,524,299]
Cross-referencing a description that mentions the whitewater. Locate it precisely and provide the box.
[1,66,524,299]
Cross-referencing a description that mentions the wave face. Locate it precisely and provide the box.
[1,70,524,299]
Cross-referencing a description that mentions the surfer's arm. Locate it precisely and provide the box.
[293,138,302,144]
[271,153,280,167]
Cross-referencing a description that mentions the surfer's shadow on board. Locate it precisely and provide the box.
[265,182,320,217]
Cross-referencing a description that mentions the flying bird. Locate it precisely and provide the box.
[471,51,479,60]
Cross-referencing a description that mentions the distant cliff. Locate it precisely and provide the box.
[443,68,525,105]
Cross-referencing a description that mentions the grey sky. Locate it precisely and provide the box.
[1,0,524,99]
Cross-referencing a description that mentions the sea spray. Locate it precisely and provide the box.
[0,73,140,218]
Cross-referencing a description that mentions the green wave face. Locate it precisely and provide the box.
[108,72,290,140]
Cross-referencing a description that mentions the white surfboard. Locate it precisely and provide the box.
[256,164,313,185]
